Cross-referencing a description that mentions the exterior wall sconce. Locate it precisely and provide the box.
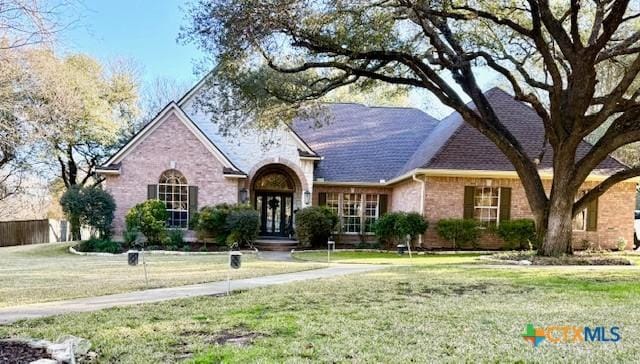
[303,190,311,205]
[239,188,249,204]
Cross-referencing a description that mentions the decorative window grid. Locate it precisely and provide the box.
[158,170,189,229]
[474,187,500,227]
[364,194,380,233]
[342,193,362,233]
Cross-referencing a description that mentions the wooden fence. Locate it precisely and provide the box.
[0,219,53,247]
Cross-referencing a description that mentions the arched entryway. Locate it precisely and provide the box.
[252,165,297,237]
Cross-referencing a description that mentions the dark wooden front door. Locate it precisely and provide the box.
[255,192,293,237]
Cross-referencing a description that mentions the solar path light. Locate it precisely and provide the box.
[227,246,242,295]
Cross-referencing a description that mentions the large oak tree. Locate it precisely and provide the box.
[182,0,640,256]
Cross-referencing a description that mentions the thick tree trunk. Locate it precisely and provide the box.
[537,153,578,256]
[538,199,574,256]
[70,214,81,241]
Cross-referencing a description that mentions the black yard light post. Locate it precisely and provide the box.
[128,236,148,287]
[227,243,242,295]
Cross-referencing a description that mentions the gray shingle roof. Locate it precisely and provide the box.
[424,88,626,172]
[292,103,439,182]
[292,88,625,183]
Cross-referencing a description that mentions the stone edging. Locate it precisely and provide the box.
[477,255,531,265]
[69,245,258,257]
[292,248,496,255]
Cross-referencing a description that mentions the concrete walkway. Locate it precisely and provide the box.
[0,264,384,324]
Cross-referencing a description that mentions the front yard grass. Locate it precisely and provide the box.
[293,250,485,265]
[0,242,322,307]
[2,263,639,362]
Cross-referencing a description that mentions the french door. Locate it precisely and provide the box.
[255,192,293,237]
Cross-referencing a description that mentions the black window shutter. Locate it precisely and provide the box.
[189,186,198,218]
[147,184,157,199]
[463,186,475,219]
[499,187,512,222]
[318,192,327,206]
[379,194,388,216]
[587,197,598,231]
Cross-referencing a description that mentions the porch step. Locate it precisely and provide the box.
[255,239,299,252]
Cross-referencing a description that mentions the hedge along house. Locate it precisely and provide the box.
[97,81,638,250]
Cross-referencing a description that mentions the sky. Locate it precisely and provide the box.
[61,0,205,85]
[59,1,501,115]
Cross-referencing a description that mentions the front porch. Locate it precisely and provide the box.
[255,238,299,252]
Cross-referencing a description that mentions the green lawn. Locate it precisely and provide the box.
[0,242,322,307]
[294,250,485,265]
[2,256,639,363]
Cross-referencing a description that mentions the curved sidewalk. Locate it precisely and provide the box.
[0,264,384,324]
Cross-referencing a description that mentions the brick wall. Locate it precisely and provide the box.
[421,176,636,250]
[390,178,423,213]
[104,111,239,238]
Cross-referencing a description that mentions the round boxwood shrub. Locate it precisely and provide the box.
[125,200,168,245]
[436,219,480,249]
[496,219,539,250]
[373,212,428,249]
[295,206,339,248]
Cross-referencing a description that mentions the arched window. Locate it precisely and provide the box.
[158,170,189,228]
[254,172,294,192]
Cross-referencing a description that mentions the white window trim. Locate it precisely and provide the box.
[158,183,189,230]
[341,193,362,235]
[573,191,588,232]
[364,194,380,235]
[474,187,501,227]
[332,193,380,235]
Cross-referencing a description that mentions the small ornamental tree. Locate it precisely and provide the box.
[60,186,116,239]
[80,187,116,239]
[125,200,168,245]
[373,212,428,249]
[60,186,83,240]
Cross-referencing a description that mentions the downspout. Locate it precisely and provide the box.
[412,173,426,247]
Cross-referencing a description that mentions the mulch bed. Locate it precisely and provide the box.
[490,252,633,265]
[0,340,52,364]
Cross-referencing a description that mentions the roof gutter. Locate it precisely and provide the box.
[385,168,640,185]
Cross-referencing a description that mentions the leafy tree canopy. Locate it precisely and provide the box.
[182,0,640,256]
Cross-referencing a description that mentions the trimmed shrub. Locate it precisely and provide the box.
[192,204,259,247]
[77,238,122,254]
[496,219,538,250]
[125,200,168,245]
[166,229,185,249]
[373,212,428,249]
[192,204,233,245]
[226,208,260,248]
[436,219,480,249]
[295,206,339,248]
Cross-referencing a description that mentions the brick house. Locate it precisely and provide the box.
[97,83,638,250]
